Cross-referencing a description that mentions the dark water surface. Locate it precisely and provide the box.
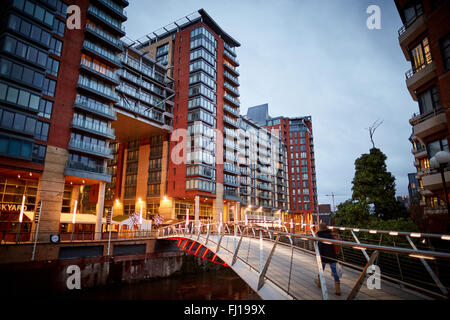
[63,267,261,300]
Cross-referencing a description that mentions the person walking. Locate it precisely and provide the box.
[314,223,341,296]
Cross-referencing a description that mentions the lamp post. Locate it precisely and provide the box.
[429,150,450,216]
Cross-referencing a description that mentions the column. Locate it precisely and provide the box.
[195,195,200,227]
[95,181,105,240]
[216,183,224,222]
[36,146,67,241]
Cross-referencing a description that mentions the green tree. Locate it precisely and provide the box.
[351,148,408,220]
[334,200,372,227]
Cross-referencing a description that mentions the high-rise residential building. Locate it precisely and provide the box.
[0,5,291,242]
[247,104,318,226]
[238,116,289,222]
[394,0,450,233]
[136,9,242,223]
[0,0,128,241]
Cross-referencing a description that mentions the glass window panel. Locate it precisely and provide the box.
[13,113,25,130]
[29,94,39,110]
[25,117,36,134]
[8,139,21,156]
[0,83,6,100]
[20,141,31,157]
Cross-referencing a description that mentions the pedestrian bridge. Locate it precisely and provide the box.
[158,221,450,300]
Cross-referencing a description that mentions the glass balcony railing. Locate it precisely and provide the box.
[82,40,121,65]
[224,115,239,127]
[223,61,239,76]
[224,82,240,96]
[72,117,115,138]
[223,104,239,117]
[85,23,122,48]
[69,139,112,157]
[224,49,239,65]
[74,94,116,119]
[80,57,119,82]
[223,71,239,86]
[66,160,108,175]
[87,6,125,33]
[224,94,240,107]
[96,0,127,18]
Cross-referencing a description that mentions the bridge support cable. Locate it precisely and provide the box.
[347,250,379,300]
[311,228,328,300]
[406,235,449,296]
[257,235,280,290]
[351,230,370,262]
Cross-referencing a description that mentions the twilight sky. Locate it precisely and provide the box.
[123,0,417,207]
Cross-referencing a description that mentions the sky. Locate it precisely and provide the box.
[123,0,417,207]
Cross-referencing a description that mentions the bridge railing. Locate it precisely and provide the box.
[159,220,450,300]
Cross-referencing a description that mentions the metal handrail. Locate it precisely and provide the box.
[159,221,450,300]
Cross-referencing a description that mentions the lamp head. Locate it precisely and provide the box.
[434,151,450,165]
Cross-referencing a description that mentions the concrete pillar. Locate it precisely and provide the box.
[136,143,150,214]
[95,182,105,240]
[216,183,224,222]
[36,146,67,241]
[235,202,240,222]
[160,140,169,198]
[195,195,200,226]
[70,185,80,213]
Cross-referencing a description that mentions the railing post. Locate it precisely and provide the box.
[205,224,210,245]
[347,250,379,300]
[259,230,263,272]
[406,235,448,296]
[351,230,370,262]
[312,232,328,300]
[232,232,244,266]
[257,235,279,290]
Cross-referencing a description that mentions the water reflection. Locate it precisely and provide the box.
[63,268,261,300]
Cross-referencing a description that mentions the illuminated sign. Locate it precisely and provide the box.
[0,203,27,212]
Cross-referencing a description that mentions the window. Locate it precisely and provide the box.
[418,86,441,114]
[0,57,44,88]
[52,18,65,37]
[427,138,449,158]
[403,3,423,26]
[46,56,59,76]
[410,37,432,72]
[42,77,56,96]
[0,107,36,135]
[0,135,32,159]
[440,33,450,72]
[38,99,53,118]
[34,120,49,141]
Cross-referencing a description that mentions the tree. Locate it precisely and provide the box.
[351,148,408,220]
[334,199,372,227]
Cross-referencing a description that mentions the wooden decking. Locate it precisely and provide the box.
[170,233,431,300]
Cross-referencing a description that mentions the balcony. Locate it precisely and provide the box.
[71,118,115,139]
[424,206,448,216]
[223,104,239,117]
[224,190,241,202]
[92,0,127,21]
[84,24,123,52]
[87,6,126,36]
[223,115,239,128]
[410,109,447,140]
[223,62,239,77]
[258,184,272,191]
[76,80,119,103]
[68,139,113,159]
[224,82,240,97]
[223,93,240,107]
[65,161,111,182]
[422,169,450,191]
[405,61,437,101]
[80,59,120,85]
[224,162,239,175]
[81,41,122,68]
[223,71,239,86]
[398,12,426,61]
[74,96,116,120]
[224,50,239,66]
[257,174,272,183]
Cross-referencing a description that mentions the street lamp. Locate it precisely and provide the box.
[429,150,450,216]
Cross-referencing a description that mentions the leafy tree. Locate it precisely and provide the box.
[334,200,372,227]
[351,148,408,220]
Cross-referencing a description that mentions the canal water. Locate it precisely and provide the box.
[62,267,261,300]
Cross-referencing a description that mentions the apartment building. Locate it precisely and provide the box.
[247,104,318,226]
[135,10,242,223]
[0,0,128,241]
[395,0,450,233]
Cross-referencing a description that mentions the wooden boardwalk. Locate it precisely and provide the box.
[171,233,431,300]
